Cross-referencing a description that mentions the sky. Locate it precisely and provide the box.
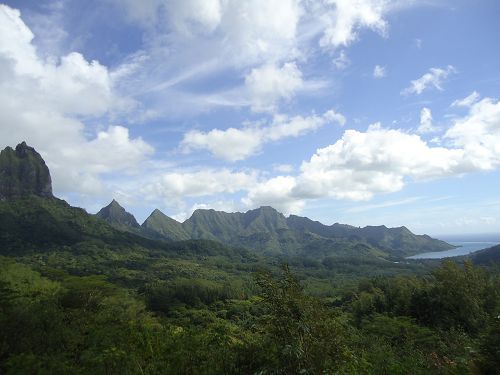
[1,0,499,236]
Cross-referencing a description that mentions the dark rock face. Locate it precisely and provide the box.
[0,142,53,200]
[96,199,140,228]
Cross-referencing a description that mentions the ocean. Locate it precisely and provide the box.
[407,241,499,259]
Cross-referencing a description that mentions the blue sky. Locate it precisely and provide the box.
[1,0,499,236]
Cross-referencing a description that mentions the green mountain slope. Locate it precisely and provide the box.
[0,142,436,299]
[142,209,190,241]
[471,244,500,265]
[287,215,453,257]
[136,206,453,258]
[0,195,256,259]
[0,195,261,294]
[96,199,140,228]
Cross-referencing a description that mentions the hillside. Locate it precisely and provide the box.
[96,199,141,229]
[142,208,190,241]
[471,244,500,265]
[112,204,454,258]
[0,142,432,289]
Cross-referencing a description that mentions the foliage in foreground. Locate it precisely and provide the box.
[0,257,499,374]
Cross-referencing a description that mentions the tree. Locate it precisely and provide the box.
[255,264,351,374]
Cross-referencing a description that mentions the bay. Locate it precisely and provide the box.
[407,241,499,259]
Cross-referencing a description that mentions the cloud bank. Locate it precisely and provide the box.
[0,5,153,197]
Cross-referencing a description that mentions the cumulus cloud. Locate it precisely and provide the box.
[242,176,305,214]
[318,0,389,49]
[245,62,304,112]
[141,169,259,203]
[451,91,480,108]
[0,5,153,197]
[293,125,463,200]
[417,107,436,134]
[244,97,500,212]
[181,109,346,161]
[401,65,456,96]
[444,97,500,170]
[373,64,386,78]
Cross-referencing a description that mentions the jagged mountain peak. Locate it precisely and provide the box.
[242,206,287,230]
[150,208,166,217]
[144,208,180,223]
[109,199,121,207]
[96,199,140,228]
[142,208,188,241]
[191,208,222,216]
[0,142,53,200]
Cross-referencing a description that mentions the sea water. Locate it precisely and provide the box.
[407,241,499,259]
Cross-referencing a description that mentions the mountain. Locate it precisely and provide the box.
[0,141,53,200]
[470,244,500,265]
[0,141,451,260]
[0,188,254,269]
[287,215,453,256]
[96,199,140,229]
[138,206,454,258]
[0,143,251,262]
[142,209,189,241]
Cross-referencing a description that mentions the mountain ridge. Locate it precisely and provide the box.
[0,142,454,260]
[104,202,454,258]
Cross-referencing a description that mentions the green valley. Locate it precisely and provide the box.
[0,142,499,374]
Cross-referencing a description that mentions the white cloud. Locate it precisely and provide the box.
[373,64,386,78]
[401,65,456,96]
[107,0,306,118]
[417,107,436,134]
[167,0,223,35]
[318,0,389,49]
[243,97,500,213]
[219,0,302,65]
[119,0,392,56]
[181,109,345,161]
[451,91,480,108]
[120,0,302,66]
[172,200,240,222]
[293,126,463,201]
[444,97,500,171]
[0,4,153,197]
[142,169,259,201]
[333,50,350,70]
[243,175,305,214]
[245,62,304,112]
[111,0,396,117]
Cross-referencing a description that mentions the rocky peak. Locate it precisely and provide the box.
[242,206,288,231]
[150,208,167,217]
[0,142,53,200]
[96,199,140,228]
